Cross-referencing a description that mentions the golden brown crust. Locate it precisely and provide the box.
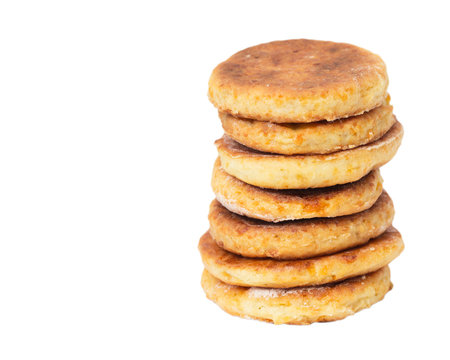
[198,228,403,288]
[201,267,392,325]
[220,103,395,155]
[208,191,394,259]
[216,121,403,189]
[211,158,383,221]
[208,39,388,123]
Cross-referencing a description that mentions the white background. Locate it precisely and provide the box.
[0,0,449,359]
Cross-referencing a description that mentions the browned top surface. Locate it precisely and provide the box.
[211,39,386,95]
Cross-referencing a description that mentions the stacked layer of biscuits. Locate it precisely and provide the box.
[199,39,404,325]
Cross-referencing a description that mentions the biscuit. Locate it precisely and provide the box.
[208,39,388,123]
[219,103,394,155]
[201,266,392,325]
[216,121,403,189]
[198,227,403,288]
[211,158,383,221]
[208,191,394,259]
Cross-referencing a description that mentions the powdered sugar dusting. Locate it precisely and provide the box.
[214,192,295,222]
[247,272,370,299]
[248,286,327,299]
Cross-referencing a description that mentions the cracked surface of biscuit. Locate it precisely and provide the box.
[208,39,388,123]
[209,191,394,259]
[212,158,383,221]
[199,228,403,288]
[216,121,403,189]
[201,266,392,325]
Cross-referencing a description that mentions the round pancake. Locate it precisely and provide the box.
[198,227,403,288]
[219,103,395,155]
[208,39,388,123]
[216,121,403,189]
[211,158,383,221]
[201,266,392,325]
[208,191,394,259]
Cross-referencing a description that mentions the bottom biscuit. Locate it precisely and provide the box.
[201,266,392,325]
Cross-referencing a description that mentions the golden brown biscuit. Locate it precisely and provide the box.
[201,266,392,325]
[208,191,394,259]
[208,39,388,123]
[216,121,403,189]
[219,103,394,155]
[198,227,403,288]
[211,158,383,221]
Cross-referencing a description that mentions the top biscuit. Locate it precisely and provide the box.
[208,39,388,123]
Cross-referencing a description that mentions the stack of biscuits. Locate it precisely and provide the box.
[199,39,404,325]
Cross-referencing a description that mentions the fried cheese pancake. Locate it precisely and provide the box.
[198,228,403,288]
[211,158,383,221]
[208,39,388,123]
[208,191,394,259]
[219,103,394,155]
[201,266,392,325]
[215,121,403,189]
